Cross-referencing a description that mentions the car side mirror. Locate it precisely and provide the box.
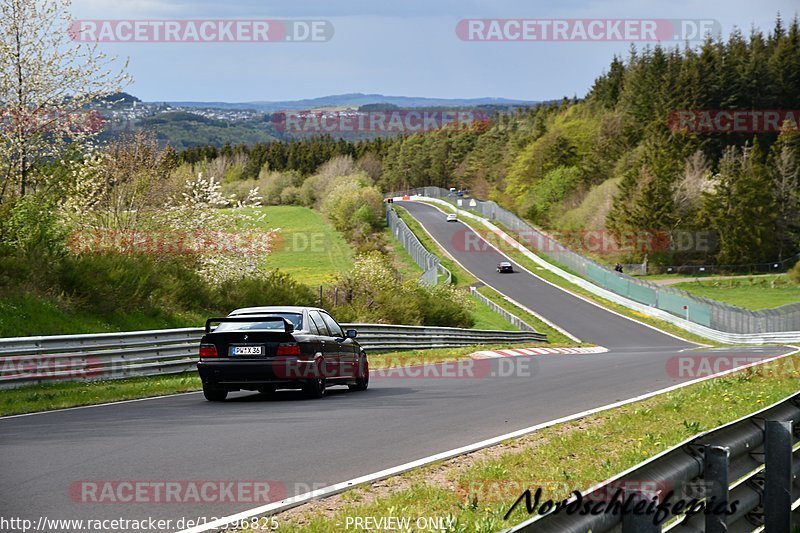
[345,329,358,339]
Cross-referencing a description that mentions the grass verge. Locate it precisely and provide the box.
[383,226,425,282]
[240,351,799,532]
[239,205,355,286]
[475,286,574,344]
[672,275,799,310]
[0,294,204,338]
[469,296,519,331]
[394,207,475,288]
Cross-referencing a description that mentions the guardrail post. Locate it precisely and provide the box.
[621,488,661,533]
[704,445,730,533]
[764,420,793,532]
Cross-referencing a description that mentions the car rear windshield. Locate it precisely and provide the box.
[213,313,303,332]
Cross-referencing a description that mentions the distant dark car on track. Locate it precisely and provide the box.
[497,261,514,273]
[196,306,368,401]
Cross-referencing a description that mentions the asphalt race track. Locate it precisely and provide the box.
[398,201,688,350]
[0,200,792,531]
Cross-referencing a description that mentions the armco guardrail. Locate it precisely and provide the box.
[388,203,537,332]
[470,287,540,334]
[392,187,800,336]
[421,197,800,345]
[509,391,799,532]
[0,324,546,389]
[386,203,451,285]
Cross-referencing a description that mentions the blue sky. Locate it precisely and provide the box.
[72,0,798,103]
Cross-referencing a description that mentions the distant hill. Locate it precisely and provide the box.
[166,93,540,112]
[95,92,141,105]
[97,93,543,148]
[130,112,278,150]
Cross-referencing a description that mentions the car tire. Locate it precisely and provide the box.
[202,383,228,402]
[258,385,277,396]
[303,377,325,399]
[349,355,369,391]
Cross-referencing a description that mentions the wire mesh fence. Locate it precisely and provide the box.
[389,187,800,334]
[386,204,450,285]
[650,254,799,276]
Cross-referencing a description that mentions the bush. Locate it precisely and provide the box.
[414,284,474,328]
[520,165,582,226]
[0,194,67,257]
[320,176,385,250]
[2,245,318,322]
[329,252,473,327]
[789,262,800,285]
[259,172,296,204]
[55,253,213,316]
[222,171,302,204]
[279,186,301,205]
[214,270,317,311]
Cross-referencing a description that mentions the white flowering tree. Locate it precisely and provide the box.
[66,141,277,285]
[0,0,129,200]
[162,173,275,285]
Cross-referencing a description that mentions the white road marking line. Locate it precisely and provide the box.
[0,391,203,420]
[176,346,799,533]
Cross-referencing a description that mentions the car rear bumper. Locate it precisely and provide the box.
[197,358,352,388]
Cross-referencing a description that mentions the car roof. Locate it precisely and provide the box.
[228,306,324,316]
[499,261,512,265]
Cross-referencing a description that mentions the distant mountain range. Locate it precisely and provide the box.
[93,92,544,149]
[165,93,540,112]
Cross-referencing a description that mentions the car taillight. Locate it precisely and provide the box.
[199,344,218,358]
[276,342,301,356]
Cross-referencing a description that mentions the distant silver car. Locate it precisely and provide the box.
[446,213,458,222]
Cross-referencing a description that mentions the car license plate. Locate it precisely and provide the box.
[230,346,263,356]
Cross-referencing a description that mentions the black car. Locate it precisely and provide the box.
[497,261,514,273]
[196,306,368,401]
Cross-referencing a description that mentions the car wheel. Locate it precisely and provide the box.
[202,383,228,402]
[349,354,369,391]
[303,376,325,399]
[258,385,277,397]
